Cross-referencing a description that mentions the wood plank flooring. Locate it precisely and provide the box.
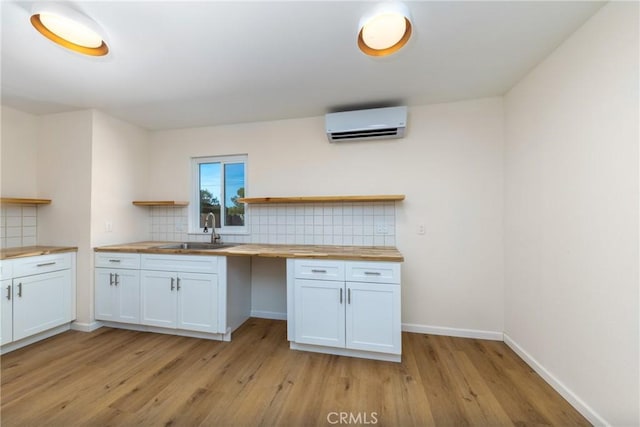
[1,318,590,426]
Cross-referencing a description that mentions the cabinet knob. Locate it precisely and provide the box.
[170,277,175,291]
[17,283,22,298]
[6,285,10,301]
[176,277,181,291]
[340,288,343,304]
[109,273,114,286]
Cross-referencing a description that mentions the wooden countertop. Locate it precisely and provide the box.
[95,241,404,262]
[1,246,78,260]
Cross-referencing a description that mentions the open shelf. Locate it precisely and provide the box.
[132,201,189,207]
[1,197,52,205]
[236,195,405,204]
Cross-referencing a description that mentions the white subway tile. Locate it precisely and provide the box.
[6,227,21,238]
[6,237,22,248]
[6,207,21,217]
[373,236,385,246]
[353,236,364,246]
[22,206,37,217]
[22,226,36,237]
[384,203,395,215]
[363,236,374,246]
[343,235,353,246]
[323,215,333,226]
[385,236,396,246]
[323,235,333,245]
[23,216,37,227]
[363,215,374,226]
[6,216,21,227]
[22,236,37,246]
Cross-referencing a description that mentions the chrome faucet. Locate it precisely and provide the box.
[205,212,221,244]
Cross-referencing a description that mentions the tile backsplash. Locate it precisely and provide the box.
[150,201,397,247]
[0,205,38,248]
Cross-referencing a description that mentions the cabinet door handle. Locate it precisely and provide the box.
[17,283,22,298]
[114,273,119,287]
[176,277,181,291]
[37,262,56,267]
[339,288,343,304]
[364,271,381,276]
[348,288,351,304]
[108,259,121,263]
[109,273,113,286]
[170,277,175,291]
[6,285,11,301]
[311,269,327,274]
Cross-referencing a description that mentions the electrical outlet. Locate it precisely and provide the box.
[417,224,425,235]
[105,221,113,233]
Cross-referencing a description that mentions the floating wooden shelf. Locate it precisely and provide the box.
[1,197,52,205]
[132,201,189,207]
[237,195,405,204]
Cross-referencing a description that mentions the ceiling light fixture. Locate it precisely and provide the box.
[358,3,412,57]
[30,4,109,56]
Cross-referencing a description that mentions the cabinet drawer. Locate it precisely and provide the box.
[346,262,400,284]
[13,253,72,277]
[0,260,13,280]
[95,252,141,269]
[294,259,345,281]
[141,254,218,274]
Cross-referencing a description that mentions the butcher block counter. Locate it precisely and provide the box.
[1,245,78,260]
[94,241,404,262]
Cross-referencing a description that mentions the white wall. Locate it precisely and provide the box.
[37,110,94,324]
[148,98,506,334]
[91,110,149,246]
[503,2,639,425]
[1,106,38,197]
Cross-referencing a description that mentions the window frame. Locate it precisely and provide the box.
[190,154,248,235]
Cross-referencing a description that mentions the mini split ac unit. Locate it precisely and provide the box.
[325,106,407,142]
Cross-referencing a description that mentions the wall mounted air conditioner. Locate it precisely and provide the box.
[325,106,407,142]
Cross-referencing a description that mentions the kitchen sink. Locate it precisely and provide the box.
[154,242,238,250]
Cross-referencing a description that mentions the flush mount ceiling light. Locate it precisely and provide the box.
[30,4,109,56]
[358,3,412,57]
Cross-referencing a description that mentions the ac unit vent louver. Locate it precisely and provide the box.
[325,106,407,142]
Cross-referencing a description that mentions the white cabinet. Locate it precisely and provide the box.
[294,279,345,347]
[1,252,75,352]
[95,253,141,324]
[140,254,220,334]
[13,269,71,341]
[1,278,12,345]
[289,259,401,362]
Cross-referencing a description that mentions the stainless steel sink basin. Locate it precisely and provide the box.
[155,242,238,250]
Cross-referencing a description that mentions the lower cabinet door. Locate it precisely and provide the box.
[95,268,117,321]
[294,279,345,347]
[140,270,177,328]
[1,279,12,345]
[345,282,401,354]
[13,269,71,341]
[177,272,218,333]
[115,270,141,323]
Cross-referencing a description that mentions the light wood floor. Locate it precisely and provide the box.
[1,318,589,426]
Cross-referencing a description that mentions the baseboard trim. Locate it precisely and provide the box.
[503,333,608,426]
[402,323,503,341]
[71,321,103,332]
[250,310,287,321]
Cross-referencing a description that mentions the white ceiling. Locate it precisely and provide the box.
[1,1,604,130]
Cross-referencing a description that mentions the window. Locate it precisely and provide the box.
[191,154,247,233]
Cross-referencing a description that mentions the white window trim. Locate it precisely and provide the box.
[190,154,248,235]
